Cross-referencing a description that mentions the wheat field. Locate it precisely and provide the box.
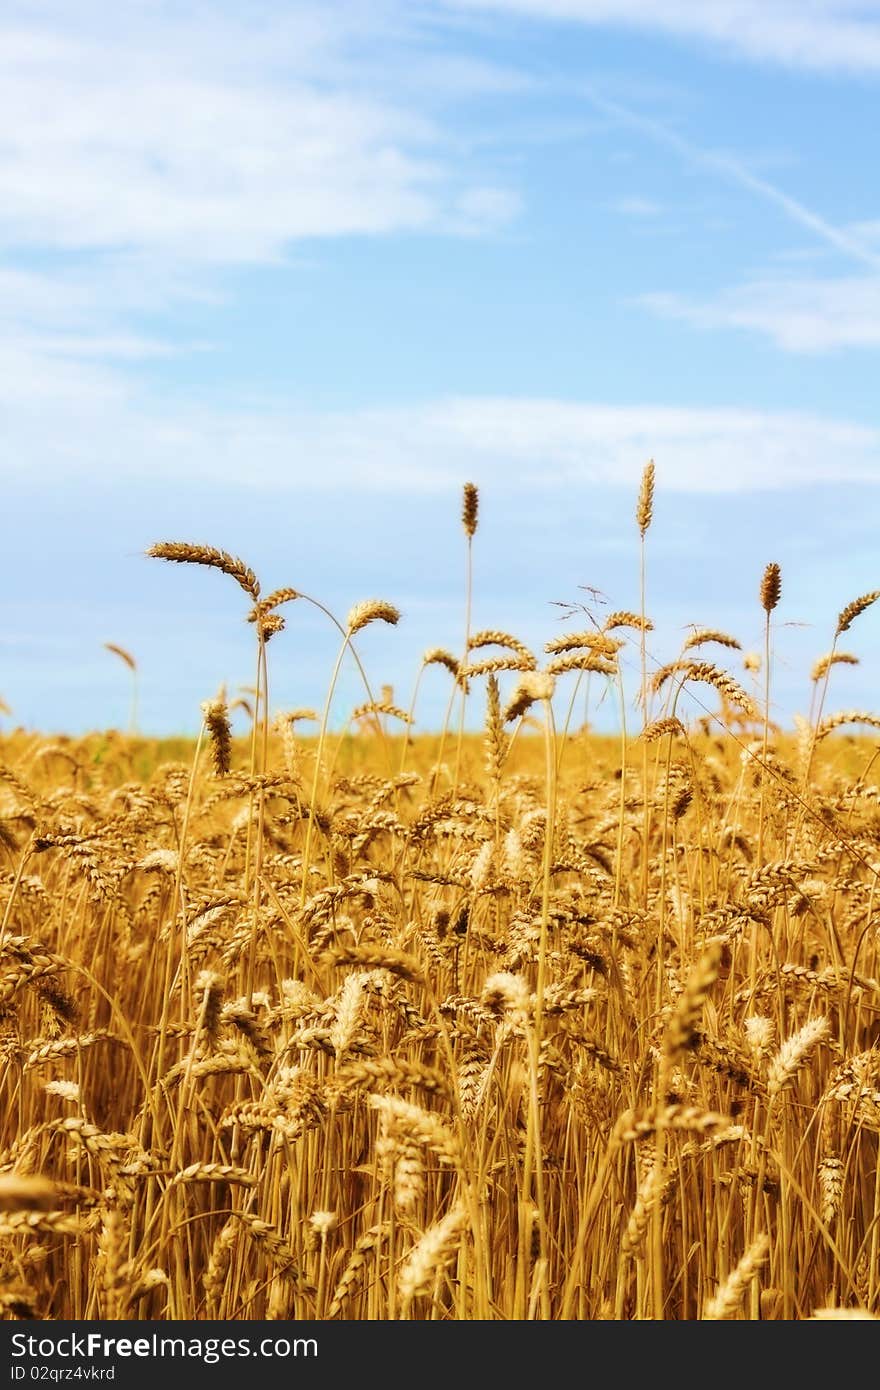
[1,474,879,1321]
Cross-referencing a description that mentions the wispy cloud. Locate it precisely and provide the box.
[576,87,880,272]
[0,3,519,264]
[7,384,877,494]
[445,0,880,73]
[564,82,880,356]
[640,276,880,352]
[612,197,662,218]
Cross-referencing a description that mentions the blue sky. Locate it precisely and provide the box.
[2,0,880,736]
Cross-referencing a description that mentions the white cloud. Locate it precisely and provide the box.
[5,375,877,494]
[2,3,878,514]
[0,4,527,432]
[640,276,880,352]
[0,4,519,263]
[0,263,201,418]
[445,0,880,73]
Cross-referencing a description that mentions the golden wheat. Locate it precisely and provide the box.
[2,480,879,1324]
